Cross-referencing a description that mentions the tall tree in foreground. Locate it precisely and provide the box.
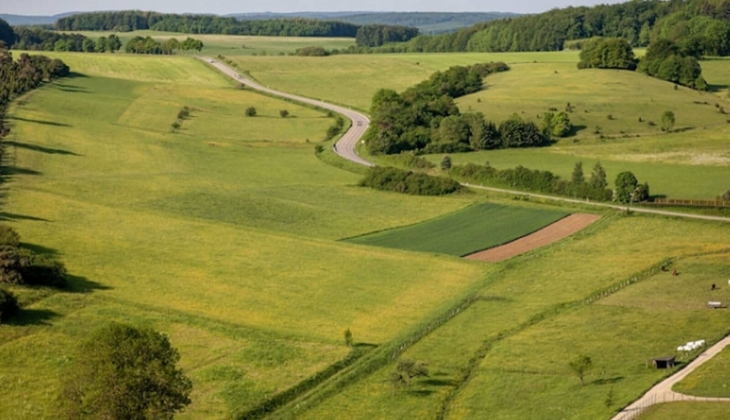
[60,322,192,420]
[614,171,639,204]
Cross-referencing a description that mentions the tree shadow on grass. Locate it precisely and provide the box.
[0,212,49,222]
[421,378,457,387]
[407,389,436,397]
[707,83,729,93]
[20,242,58,257]
[569,124,588,136]
[8,116,71,128]
[4,140,80,156]
[0,166,42,176]
[66,274,111,294]
[7,308,60,326]
[592,376,624,386]
[66,72,89,79]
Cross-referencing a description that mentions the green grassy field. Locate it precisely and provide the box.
[296,218,730,420]
[225,50,730,200]
[639,402,730,419]
[345,203,568,256]
[0,51,494,419]
[62,30,356,57]
[229,51,581,111]
[3,44,730,420]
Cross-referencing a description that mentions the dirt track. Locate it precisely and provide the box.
[465,213,601,262]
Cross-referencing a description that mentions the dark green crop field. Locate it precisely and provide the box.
[345,203,569,256]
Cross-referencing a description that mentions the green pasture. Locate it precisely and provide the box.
[297,218,730,420]
[345,203,568,256]
[61,30,356,57]
[639,402,730,419]
[427,147,730,200]
[229,51,580,110]
[458,62,730,139]
[0,52,494,419]
[674,345,730,398]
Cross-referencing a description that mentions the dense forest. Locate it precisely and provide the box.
[355,25,419,47]
[56,11,359,36]
[380,0,730,56]
[365,62,558,156]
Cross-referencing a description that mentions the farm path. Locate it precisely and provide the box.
[465,213,601,262]
[465,184,730,223]
[198,56,373,167]
[611,334,730,420]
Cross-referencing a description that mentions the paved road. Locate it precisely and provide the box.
[198,56,729,226]
[612,334,730,420]
[198,57,373,167]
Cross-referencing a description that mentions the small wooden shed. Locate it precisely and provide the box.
[651,356,676,369]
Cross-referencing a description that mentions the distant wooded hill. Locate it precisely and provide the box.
[1,11,516,34]
[0,13,75,26]
[379,0,730,55]
[225,12,519,34]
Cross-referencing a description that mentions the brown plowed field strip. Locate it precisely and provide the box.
[465,214,601,262]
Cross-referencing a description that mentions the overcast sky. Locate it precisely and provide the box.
[1,1,628,16]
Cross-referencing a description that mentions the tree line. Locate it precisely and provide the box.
[365,62,568,156]
[0,50,71,312]
[54,11,420,46]
[11,27,122,53]
[376,0,730,56]
[55,11,359,37]
[449,161,650,204]
[125,36,203,55]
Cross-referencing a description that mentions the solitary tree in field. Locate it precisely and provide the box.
[661,111,676,132]
[614,171,639,204]
[245,107,257,117]
[391,359,429,394]
[280,109,289,118]
[344,328,353,347]
[60,322,192,420]
[569,354,592,386]
[441,155,452,170]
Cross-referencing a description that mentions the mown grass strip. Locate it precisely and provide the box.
[344,203,569,256]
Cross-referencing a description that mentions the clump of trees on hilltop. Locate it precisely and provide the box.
[578,37,637,70]
[365,62,563,156]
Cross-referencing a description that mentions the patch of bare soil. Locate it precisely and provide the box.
[465,214,601,262]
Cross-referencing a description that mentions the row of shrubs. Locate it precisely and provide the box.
[359,166,465,196]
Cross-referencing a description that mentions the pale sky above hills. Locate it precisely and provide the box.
[2,1,628,16]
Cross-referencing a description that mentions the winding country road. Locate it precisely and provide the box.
[201,57,730,417]
[199,57,373,167]
[200,56,730,224]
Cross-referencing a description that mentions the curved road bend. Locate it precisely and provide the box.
[198,57,373,167]
[199,59,730,225]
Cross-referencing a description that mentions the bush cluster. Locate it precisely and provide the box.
[638,39,707,90]
[359,166,464,196]
[325,116,345,140]
[0,225,67,288]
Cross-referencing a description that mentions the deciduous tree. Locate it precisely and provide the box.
[60,322,192,420]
